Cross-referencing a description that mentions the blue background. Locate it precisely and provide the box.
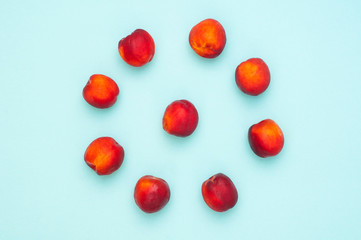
[1,0,360,239]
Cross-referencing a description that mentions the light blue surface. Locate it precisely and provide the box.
[1,0,361,239]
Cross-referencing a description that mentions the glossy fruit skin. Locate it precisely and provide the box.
[189,18,226,58]
[118,29,155,67]
[162,99,199,137]
[248,119,284,158]
[84,137,124,175]
[83,74,119,109]
[235,58,270,96]
[134,175,171,213]
[202,173,238,212]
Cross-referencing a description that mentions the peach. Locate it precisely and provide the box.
[134,175,170,213]
[162,99,199,137]
[202,173,238,212]
[83,74,119,109]
[84,137,124,175]
[248,119,284,158]
[235,58,270,96]
[189,18,226,58]
[118,29,155,67]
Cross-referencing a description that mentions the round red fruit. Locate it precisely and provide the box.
[118,29,155,67]
[162,99,199,137]
[189,18,226,58]
[134,175,171,213]
[202,173,238,212]
[83,74,119,109]
[235,58,270,96]
[248,119,284,158]
[84,137,124,175]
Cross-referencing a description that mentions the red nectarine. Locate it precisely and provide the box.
[235,58,270,96]
[84,137,124,175]
[83,74,119,109]
[134,175,170,213]
[248,119,284,158]
[162,100,199,137]
[189,19,226,58]
[202,173,238,212]
[118,29,155,67]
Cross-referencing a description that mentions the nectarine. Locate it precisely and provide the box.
[162,100,199,137]
[248,119,284,158]
[134,175,170,213]
[235,58,270,96]
[189,19,226,58]
[83,74,119,109]
[202,173,238,212]
[84,137,124,175]
[118,29,155,67]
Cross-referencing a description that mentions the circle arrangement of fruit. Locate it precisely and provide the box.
[82,18,285,213]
